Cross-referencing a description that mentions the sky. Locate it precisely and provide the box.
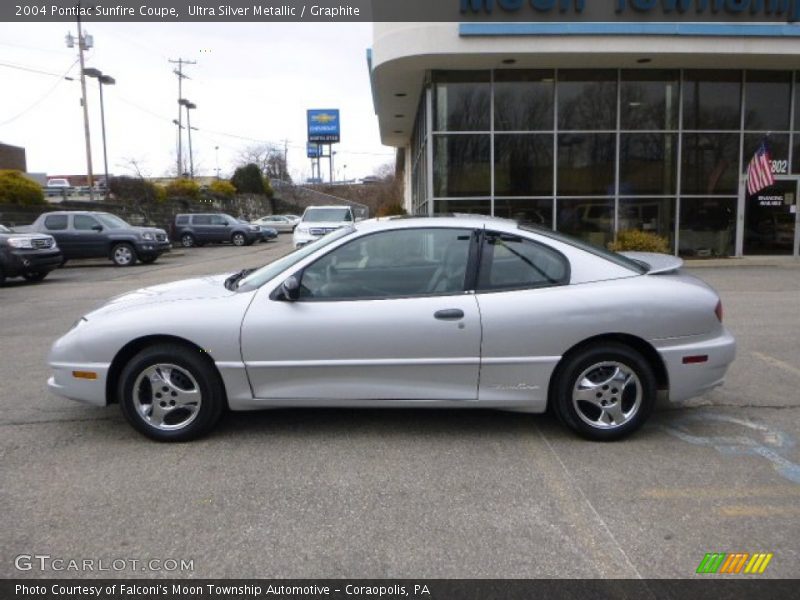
[0,22,395,182]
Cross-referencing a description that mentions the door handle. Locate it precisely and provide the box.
[434,308,464,320]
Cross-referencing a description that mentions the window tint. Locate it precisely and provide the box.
[43,215,68,230]
[176,216,189,225]
[74,215,100,230]
[210,215,229,225]
[299,228,473,300]
[193,215,211,225]
[478,233,569,291]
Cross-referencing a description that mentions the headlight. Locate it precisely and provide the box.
[249,225,259,232]
[7,237,33,249]
[141,232,154,241]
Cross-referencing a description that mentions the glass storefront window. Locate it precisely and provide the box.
[435,199,491,214]
[433,71,490,132]
[558,70,617,131]
[681,133,740,195]
[619,133,677,195]
[683,71,741,130]
[743,134,789,176]
[619,198,676,252]
[679,198,736,257]
[745,71,792,131]
[494,70,554,131]
[557,133,616,195]
[620,70,679,130]
[433,135,490,197]
[494,134,554,196]
[556,198,614,249]
[493,198,553,228]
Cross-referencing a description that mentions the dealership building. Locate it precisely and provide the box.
[369,9,800,256]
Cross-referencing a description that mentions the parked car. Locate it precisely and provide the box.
[292,205,354,248]
[239,219,277,243]
[15,211,170,267]
[47,215,735,442]
[171,213,260,248]
[43,178,72,198]
[0,224,62,285]
[251,215,298,233]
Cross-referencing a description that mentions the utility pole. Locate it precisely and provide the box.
[66,4,95,201]
[282,138,289,181]
[169,58,195,177]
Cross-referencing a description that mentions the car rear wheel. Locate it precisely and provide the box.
[180,233,195,248]
[22,271,48,282]
[231,232,246,246]
[111,243,137,267]
[118,344,225,442]
[551,342,656,441]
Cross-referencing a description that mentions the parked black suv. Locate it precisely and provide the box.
[17,211,170,266]
[171,213,260,248]
[0,224,63,285]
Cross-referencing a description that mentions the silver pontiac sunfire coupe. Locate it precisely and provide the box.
[48,215,735,442]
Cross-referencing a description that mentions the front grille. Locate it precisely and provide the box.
[309,227,337,236]
[31,238,53,249]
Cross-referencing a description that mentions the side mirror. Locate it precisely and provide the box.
[91,224,103,232]
[281,275,300,302]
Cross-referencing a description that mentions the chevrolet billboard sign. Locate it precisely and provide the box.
[308,109,341,144]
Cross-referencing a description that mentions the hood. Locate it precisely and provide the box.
[1,232,54,242]
[87,273,237,317]
[620,251,683,274]
[130,226,167,235]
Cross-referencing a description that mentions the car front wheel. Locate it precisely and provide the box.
[118,344,225,442]
[231,232,246,246]
[551,342,656,441]
[111,243,137,267]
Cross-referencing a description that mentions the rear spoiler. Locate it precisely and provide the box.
[620,251,683,275]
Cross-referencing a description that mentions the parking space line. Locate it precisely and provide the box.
[533,425,646,581]
[718,505,800,517]
[752,352,800,378]
[641,485,800,499]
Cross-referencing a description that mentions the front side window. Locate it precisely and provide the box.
[74,215,101,230]
[299,228,474,300]
[43,215,68,230]
[478,232,569,291]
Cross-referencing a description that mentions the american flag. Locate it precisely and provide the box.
[746,142,775,196]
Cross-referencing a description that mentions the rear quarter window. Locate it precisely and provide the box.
[43,215,68,230]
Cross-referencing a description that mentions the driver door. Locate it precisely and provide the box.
[240,227,482,401]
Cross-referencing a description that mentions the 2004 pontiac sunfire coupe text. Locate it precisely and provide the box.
[48,216,735,442]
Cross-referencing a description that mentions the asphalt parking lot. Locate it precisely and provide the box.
[1,238,798,579]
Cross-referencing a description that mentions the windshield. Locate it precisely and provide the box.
[519,224,647,274]
[237,226,354,290]
[303,208,352,223]
[0,224,10,233]
[96,213,130,229]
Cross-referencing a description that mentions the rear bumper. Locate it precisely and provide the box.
[655,327,736,403]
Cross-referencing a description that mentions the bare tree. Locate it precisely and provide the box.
[238,144,291,183]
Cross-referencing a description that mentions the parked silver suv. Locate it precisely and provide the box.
[292,206,354,248]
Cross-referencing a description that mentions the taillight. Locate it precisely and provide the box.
[714,300,723,323]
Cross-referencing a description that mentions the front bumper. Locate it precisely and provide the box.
[48,361,110,406]
[655,327,736,403]
[1,248,63,276]
[292,230,321,248]
[134,239,171,256]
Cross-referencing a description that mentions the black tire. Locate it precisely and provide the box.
[22,271,48,282]
[139,256,158,265]
[111,243,137,267]
[231,232,246,247]
[180,233,195,248]
[551,342,656,441]
[60,257,68,267]
[118,343,225,442]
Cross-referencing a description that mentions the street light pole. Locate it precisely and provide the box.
[215,145,220,179]
[179,99,197,179]
[83,69,115,197]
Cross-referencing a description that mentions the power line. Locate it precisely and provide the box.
[0,60,76,80]
[0,59,79,127]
